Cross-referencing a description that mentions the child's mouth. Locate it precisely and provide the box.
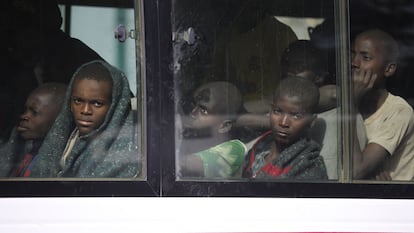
[77,120,93,127]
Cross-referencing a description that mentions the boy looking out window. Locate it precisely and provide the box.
[242,77,328,179]
[351,29,414,180]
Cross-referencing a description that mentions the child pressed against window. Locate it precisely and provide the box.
[351,29,414,180]
[242,77,328,179]
[0,83,66,177]
[178,81,262,178]
[179,81,247,154]
[29,60,140,178]
[280,40,367,180]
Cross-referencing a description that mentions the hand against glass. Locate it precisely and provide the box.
[375,171,392,181]
[352,69,377,105]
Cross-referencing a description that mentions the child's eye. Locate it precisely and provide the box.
[72,98,82,105]
[93,101,104,107]
[292,113,304,119]
[29,108,39,116]
[363,55,372,61]
[351,51,356,59]
[272,108,282,115]
[200,107,208,115]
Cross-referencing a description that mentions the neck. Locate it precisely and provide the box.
[359,88,388,119]
[31,139,43,153]
[264,143,278,163]
[274,141,284,153]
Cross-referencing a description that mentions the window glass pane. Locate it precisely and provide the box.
[173,0,340,182]
[0,0,143,180]
[70,6,137,96]
[350,0,414,182]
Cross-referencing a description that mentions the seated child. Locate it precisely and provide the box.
[280,40,367,179]
[0,82,67,177]
[351,29,414,180]
[280,39,335,112]
[178,81,262,178]
[238,40,367,179]
[242,77,328,179]
[29,60,140,178]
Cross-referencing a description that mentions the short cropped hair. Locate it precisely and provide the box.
[357,29,399,63]
[280,40,326,79]
[273,76,320,113]
[194,81,244,119]
[34,82,67,107]
[73,62,113,87]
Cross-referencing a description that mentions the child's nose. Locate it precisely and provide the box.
[190,107,197,118]
[20,111,29,121]
[279,114,290,127]
[351,56,360,69]
[190,106,201,118]
[81,104,92,114]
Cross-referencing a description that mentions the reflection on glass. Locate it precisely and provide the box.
[173,0,338,181]
[0,0,142,179]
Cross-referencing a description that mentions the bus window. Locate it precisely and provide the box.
[0,0,144,181]
[172,0,341,182]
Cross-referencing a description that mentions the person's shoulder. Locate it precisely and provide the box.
[246,131,273,155]
[373,93,414,129]
[54,31,103,60]
[307,138,322,152]
[382,93,414,122]
[388,93,414,112]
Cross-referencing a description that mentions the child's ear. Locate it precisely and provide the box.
[384,62,397,77]
[309,114,317,129]
[218,120,233,134]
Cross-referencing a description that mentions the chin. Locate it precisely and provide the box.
[20,135,37,141]
[79,131,90,136]
[182,127,213,139]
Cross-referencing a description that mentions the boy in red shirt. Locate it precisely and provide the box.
[243,77,327,179]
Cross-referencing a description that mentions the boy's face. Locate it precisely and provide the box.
[17,92,60,140]
[270,95,315,148]
[71,79,112,136]
[351,35,389,80]
[182,87,224,136]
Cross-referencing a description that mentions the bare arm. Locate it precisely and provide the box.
[352,137,389,179]
[178,154,204,177]
[351,69,388,179]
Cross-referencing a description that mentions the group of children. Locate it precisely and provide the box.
[0,60,140,178]
[179,28,414,181]
[1,27,412,181]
